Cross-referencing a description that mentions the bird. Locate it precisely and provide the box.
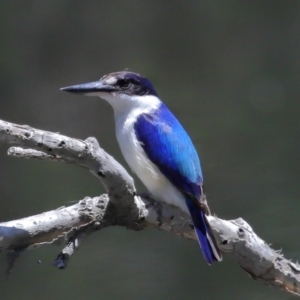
[61,71,222,265]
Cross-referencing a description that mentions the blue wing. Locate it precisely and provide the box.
[134,103,203,200]
[134,103,222,264]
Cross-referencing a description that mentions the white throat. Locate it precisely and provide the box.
[96,92,160,116]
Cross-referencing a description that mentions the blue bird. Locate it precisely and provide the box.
[61,71,222,265]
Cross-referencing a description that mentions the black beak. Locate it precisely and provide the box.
[60,80,114,94]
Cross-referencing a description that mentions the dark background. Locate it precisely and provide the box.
[0,1,299,299]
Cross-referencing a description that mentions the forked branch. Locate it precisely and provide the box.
[0,119,299,296]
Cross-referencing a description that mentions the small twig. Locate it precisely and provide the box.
[8,146,59,160]
[53,231,90,269]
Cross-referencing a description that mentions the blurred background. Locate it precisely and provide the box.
[0,1,299,299]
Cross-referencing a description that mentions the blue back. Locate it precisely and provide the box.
[134,103,203,199]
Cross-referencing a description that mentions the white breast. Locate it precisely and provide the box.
[114,106,188,214]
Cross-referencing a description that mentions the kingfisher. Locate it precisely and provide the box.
[61,71,222,265]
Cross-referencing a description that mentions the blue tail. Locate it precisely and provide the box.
[185,198,221,265]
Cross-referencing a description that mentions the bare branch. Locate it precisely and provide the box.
[0,118,299,296]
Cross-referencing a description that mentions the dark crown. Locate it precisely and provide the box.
[102,71,158,96]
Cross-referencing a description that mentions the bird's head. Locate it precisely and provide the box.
[61,71,160,114]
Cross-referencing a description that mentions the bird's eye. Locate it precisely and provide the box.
[118,79,130,88]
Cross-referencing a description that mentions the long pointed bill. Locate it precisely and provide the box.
[60,81,115,95]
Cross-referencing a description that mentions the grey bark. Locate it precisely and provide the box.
[0,119,299,297]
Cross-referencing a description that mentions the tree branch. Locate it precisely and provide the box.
[0,119,299,297]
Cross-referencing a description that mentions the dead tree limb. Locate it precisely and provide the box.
[0,119,299,297]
